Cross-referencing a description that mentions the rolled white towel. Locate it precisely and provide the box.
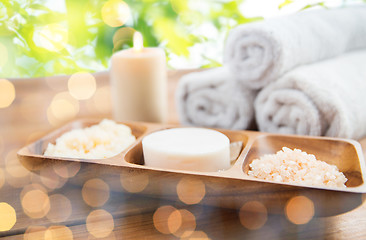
[224,7,366,89]
[255,50,366,139]
[176,67,256,130]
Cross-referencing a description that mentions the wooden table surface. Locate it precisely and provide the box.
[1,70,366,239]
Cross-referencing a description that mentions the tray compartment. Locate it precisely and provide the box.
[124,127,249,170]
[27,119,147,155]
[242,134,364,187]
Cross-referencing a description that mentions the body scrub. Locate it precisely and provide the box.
[248,147,347,187]
[44,119,136,159]
[142,128,230,172]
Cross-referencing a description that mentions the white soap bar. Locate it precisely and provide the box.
[142,128,230,172]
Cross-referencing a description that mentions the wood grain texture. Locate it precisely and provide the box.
[1,70,366,239]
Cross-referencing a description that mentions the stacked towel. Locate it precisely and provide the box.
[255,50,366,139]
[224,7,366,89]
[176,67,256,130]
[176,6,366,136]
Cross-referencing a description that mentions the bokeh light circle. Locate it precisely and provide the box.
[0,79,15,108]
[239,201,268,230]
[0,202,16,231]
[53,162,81,179]
[172,209,196,238]
[45,225,73,239]
[82,178,110,207]
[285,196,315,225]
[181,231,210,240]
[50,99,75,119]
[47,194,72,223]
[120,172,149,193]
[24,225,47,240]
[5,149,31,188]
[170,0,187,13]
[176,177,205,205]
[68,72,96,100]
[153,205,180,234]
[112,27,135,51]
[5,171,31,189]
[20,184,48,198]
[40,167,67,190]
[21,188,50,219]
[5,149,30,178]
[88,232,117,240]
[47,92,79,126]
[167,209,182,234]
[86,209,114,238]
[102,0,131,27]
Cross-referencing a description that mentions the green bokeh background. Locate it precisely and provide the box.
[0,0,361,78]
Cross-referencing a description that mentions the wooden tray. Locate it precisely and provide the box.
[18,119,366,217]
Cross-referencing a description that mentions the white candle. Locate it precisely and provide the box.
[110,32,167,123]
[142,128,231,172]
